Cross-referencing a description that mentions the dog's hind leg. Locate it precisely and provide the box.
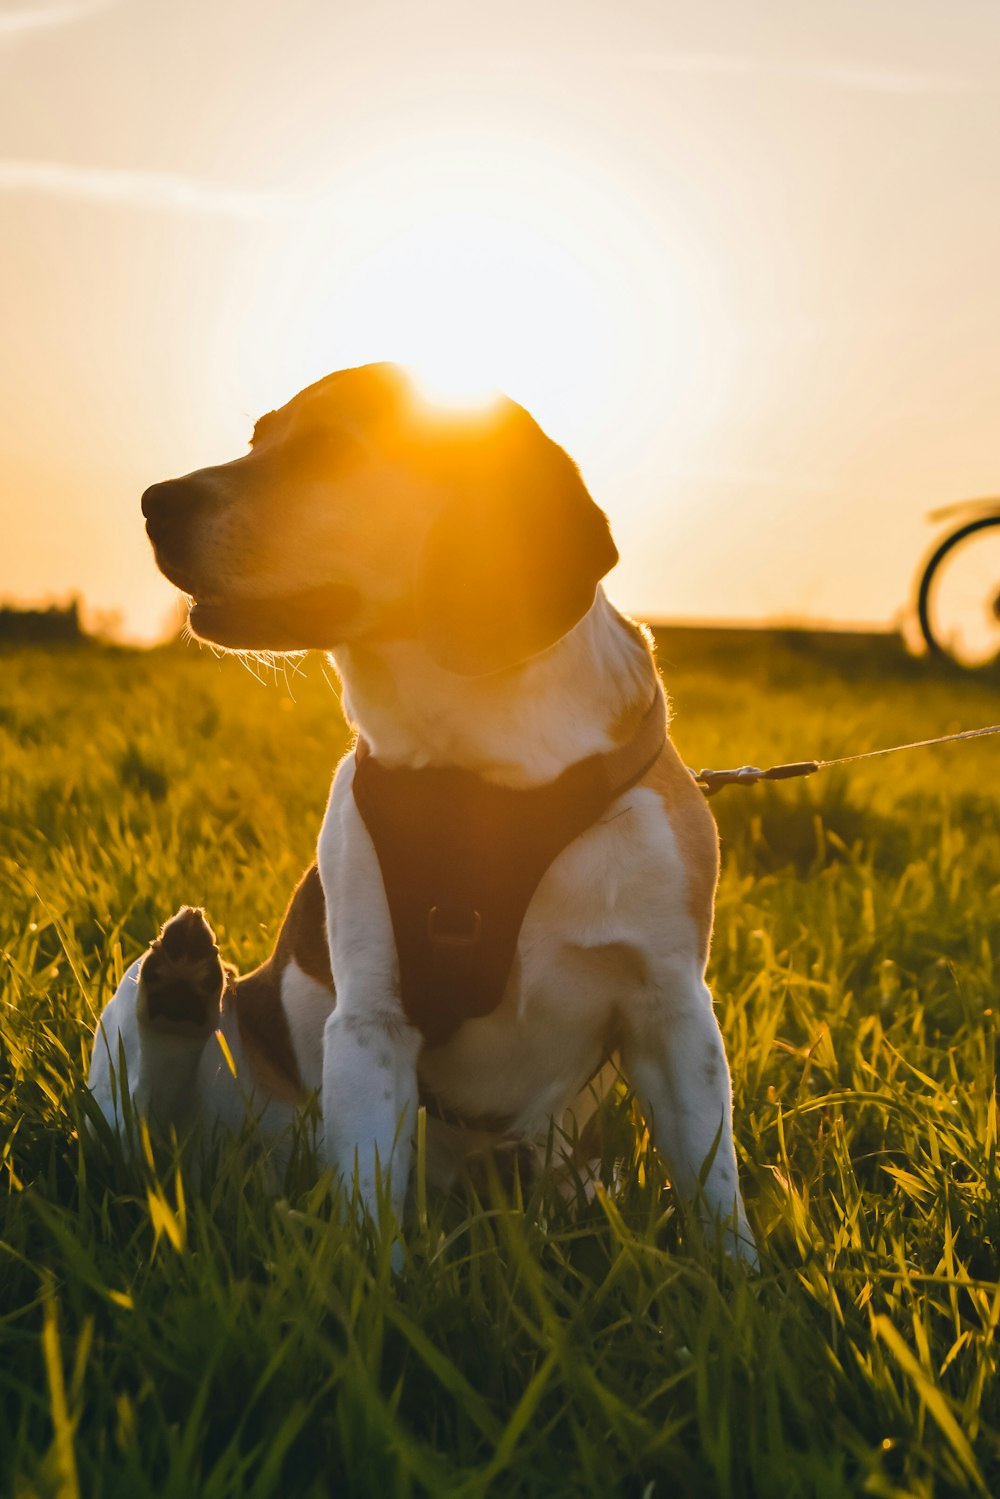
[89,907,228,1136]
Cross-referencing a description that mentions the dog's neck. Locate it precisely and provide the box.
[330,589,664,789]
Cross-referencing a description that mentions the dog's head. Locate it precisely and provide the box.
[143,362,618,676]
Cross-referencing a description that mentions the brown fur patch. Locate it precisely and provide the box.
[640,741,719,965]
[231,865,331,1103]
[272,863,332,989]
[228,969,304,1106]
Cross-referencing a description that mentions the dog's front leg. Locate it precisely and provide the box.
[622,961,757,1266]
[321,1011,420,1222]
[318,759,420,1229]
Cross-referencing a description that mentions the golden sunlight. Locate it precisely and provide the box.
[406,359,502,413]
[226,136,688,466]
[326,210,608,416]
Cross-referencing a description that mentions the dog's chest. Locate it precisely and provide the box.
[414,791,686,1128]
[316,767,698,1126]
[415,935,628,1130]
[349,732,664,1045]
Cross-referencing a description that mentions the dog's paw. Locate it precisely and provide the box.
[136,907,228,1038]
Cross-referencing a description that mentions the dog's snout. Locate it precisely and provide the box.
[140,481,161,522]
[141,479,201,552]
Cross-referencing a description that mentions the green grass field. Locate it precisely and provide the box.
[1,633,998,1498]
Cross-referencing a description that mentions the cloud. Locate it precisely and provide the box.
[0,0,121,42]
[609,51,972,96]
[0,159,292,218]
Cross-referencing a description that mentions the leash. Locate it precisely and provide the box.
[691,723,1000,796]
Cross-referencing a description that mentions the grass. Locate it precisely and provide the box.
[0,632,998,1497]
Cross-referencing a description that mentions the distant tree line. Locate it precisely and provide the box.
[0,599,85,644]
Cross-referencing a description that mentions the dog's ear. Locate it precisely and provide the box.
[414,422,618,676]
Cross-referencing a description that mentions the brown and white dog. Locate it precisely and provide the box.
[88,363,756,1263]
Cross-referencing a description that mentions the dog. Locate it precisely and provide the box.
[88,362,756,1263]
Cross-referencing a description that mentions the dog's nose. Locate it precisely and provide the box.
[141,479,201,552]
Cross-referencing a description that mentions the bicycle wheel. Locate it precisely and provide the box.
[917,514,1000,665]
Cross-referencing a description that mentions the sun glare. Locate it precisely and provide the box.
[404,354,502,414]
[325,208,613,426]
[222,136,689,469]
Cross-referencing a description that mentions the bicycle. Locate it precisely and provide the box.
[916,497,1000,666]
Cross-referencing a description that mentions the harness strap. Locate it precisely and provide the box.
[353,688,667,1043]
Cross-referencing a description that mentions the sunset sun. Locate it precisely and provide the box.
[221,135,686,472]
[324,208,607,413]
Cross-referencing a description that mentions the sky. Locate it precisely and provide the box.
[2,0,1000,641]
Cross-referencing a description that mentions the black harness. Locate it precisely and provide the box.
[352,690,667,1045]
